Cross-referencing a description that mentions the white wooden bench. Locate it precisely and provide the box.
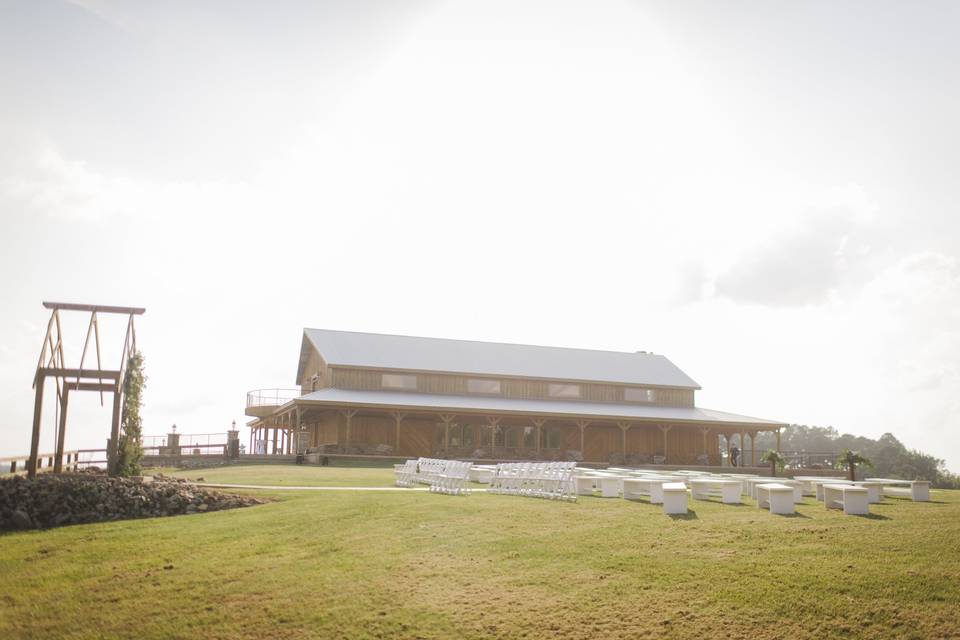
[851,481,884,503]
[662,482,688,515]
[793,476,846,497]
[689,478,742,504]
[814,478,854,501]
[622,477,673,504]
[573,475,597,496]
[864,478,931,502]
[823,484,870,515]
[756,483,795,515]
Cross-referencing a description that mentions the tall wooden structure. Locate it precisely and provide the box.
[247,329,786,466]
[29,302,145,478]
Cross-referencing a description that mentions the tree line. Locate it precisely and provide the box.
[753,425,960,489]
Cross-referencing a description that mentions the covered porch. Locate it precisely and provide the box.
[248,393,783,467]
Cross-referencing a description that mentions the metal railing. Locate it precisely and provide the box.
[246,388,301,408]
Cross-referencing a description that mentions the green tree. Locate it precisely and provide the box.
[760,449,787,477]
[836,449,872,482]
[115,351,146,477]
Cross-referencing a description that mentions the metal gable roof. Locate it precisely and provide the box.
[294,388,785,427]
[298,328,700,389]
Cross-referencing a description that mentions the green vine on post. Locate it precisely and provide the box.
[116,351,146,477]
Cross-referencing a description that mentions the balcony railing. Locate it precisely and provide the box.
[246,388,301,409]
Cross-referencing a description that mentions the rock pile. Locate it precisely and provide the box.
[0,473,263,531]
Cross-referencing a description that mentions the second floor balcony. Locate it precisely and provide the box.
[245,388,301,418]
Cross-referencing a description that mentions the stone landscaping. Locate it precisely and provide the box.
[0,471,263,531]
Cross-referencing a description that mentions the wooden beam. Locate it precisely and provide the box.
[37,368,122,381]
[532,417,546,458]
[54,387,70,473]
[392,412,406,453]
[28,378,45,478]
[42,302,146,315]
[617,421,631,455]
[576,420,590,454]
[108,385,122,475]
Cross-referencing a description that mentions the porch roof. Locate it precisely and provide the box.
[294,388,786,429]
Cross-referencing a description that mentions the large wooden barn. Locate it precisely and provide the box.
[246,329,786,466]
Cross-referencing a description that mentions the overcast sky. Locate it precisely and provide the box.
[2,0,958,470]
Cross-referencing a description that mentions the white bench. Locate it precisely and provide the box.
[864,478,931,502]
[573,475,596,496]
[823,484,870,515]
[814,479,854,501]
[622,477,672,504]
[662,482,688,515]
[852,481,884,503]
[793,476,846,497]
[756,483,795,515]
[689,478,742,504]
[744,477,802,503]
[596,475,626,498]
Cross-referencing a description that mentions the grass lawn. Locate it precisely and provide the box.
[2,468,959,640]
[158,464,398,487]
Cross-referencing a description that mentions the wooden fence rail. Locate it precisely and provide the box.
[0,449,107,475]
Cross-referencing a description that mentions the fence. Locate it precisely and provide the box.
[1,449,107,475]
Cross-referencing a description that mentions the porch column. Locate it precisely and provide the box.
[54,387,70,473]
[532,418,546,459]
[576,420,590,455]
[699,426,711,460]
[392,412,407,453]
[341,409,358,450]
[272,424,278,454]
[750,431,756,466]
[439,414,455,453]
[658,424,672,462]
[487,416,501,458]
[617,422,631,456]
[776,428,781,453]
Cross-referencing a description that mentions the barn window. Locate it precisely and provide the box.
[541,426,562,449]
[624,388,656,402]
[382,374,416,390]
[467,378,501,394]
[548,383,580,398]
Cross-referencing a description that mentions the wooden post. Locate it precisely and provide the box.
[576,420,589,455]
[776,428,781,453]
[532,418,546,459]
[439,414,455,453]
[487,416,501,458]
[272,424,279,454]
[108,384,122,475]
[342,409,357,450]
[740,430,746,467]
[700,426,711,459]
[617,422,631,456]
[28,376,45,478]
[658,424,672,462]
[392,412,406,453]
[750,431,756,467]
[54,387,70,473]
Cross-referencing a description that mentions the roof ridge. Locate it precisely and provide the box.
[303,327,665,359]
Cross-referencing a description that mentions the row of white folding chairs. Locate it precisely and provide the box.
[394,460,419,487]
[487,462,577,501]
[429,460,472,495]
[413,457,449,485]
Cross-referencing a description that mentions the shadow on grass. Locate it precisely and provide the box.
[778,511,812,519]
[856,512,892,520]
[667,509,699,520]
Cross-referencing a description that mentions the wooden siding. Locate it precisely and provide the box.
[328,366,694,407]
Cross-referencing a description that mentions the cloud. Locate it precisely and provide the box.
[712,207,871,307]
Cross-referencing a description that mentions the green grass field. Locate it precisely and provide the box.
[160,464,399,487]
[2,466,959,639]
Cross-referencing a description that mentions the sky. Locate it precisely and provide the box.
[1,0,958,470]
